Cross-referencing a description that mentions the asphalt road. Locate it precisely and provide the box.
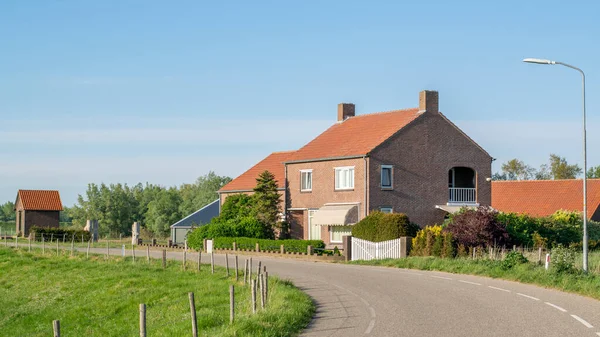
[25,243,600,337]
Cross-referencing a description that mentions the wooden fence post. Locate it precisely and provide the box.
[255,242,260,252]
[251,279,257,314]
[106,241,110,259]
[53,320,60,337]
[211,253,215,274]
[132,246,136,263]
[189,292,198,337]
[264,271,269,306]
[259,274,265,309]
[87,240,90,258]
[28,237,31,252]
[42,237,45,254]
[225,253,230,276]
[139,303,146,337]
[183,251,187,271]
[81,234,84,244]
[14,236,17,248]
[249,258,253,280]
[197,251,201,272]
[71,237,75,256]
[56,239,59,256]
[257,261,261,276]
[162,250,166,269]
[229,285,235,324]
[235,255,239,281]
[146,246,150,264]
[280,244,285,254]
[244,259,248,285]
[538,247,542,264]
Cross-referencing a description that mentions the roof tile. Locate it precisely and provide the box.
[491,179,600,219]
[219,151,295,192]
[17,190,63,211]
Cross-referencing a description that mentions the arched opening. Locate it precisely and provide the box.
[448,167,476,203]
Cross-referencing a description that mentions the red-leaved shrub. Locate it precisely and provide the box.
[445,207,509,248]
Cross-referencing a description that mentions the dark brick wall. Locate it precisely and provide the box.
[23,210,60,235]
[368,111,492,227]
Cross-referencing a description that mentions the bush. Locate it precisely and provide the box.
[497,212,540,247]
[411,225,455,258]
[551,244,577,274]
[186,216,274,249]
[501,251,528,270]
[187,236,325,253]
[30,226,91,242]
[352,212,418,242]
[445,207,509,248]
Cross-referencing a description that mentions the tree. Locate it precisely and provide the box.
[491,172,507,181]
[253,170,281,229]
[548,154,582,179]
[535,164,552,180]
[587,165,600,179]
[145,187,182,236]
[501,159,536,180]
[0,201,15,222]
[178,172,231,216]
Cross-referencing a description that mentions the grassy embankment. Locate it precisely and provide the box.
[0,246,313,337]
[350,252,600,301]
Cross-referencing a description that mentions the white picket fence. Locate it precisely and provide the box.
[351,237,404,261]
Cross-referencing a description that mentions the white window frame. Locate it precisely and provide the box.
[334,166,355,190]
[300,169,313,192]
[381,165,393,190]
[380,207,393,214]
[330,225,353,243]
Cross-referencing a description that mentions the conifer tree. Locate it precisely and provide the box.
[253,170,281,229]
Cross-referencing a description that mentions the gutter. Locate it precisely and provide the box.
[218,187,286,193]
[284,154,365,165]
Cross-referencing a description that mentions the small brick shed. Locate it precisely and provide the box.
[14,190,63,236]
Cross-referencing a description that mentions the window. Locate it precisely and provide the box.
[330,226,353,243]
[300,170,312,191]
[380,207,393,214]
[335,166,354,190]
[381,165,393,189]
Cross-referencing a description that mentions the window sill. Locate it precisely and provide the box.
[334,188,354,191]
[380,187,393,191]
[330,241,343,244]
[300,190,312,193]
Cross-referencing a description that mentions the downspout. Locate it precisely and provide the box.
[284,163,288,221]
[364,155,368,218]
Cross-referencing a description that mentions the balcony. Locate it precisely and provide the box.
[448,187,476,204]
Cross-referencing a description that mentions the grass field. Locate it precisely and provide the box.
[351,255,600,301]
[0,247,314,336]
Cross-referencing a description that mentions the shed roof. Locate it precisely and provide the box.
[171,199,220,228]
[16,190,63,211]
[491,179,600,220]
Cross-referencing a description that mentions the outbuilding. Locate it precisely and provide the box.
[15,190,63,236]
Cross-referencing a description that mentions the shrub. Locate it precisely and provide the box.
[187,236,325,253]
[551,244,577,274]
[352,212,418,242]
[30,226,91,242]
[445,207,509,248]
[501,251,528,270]
[411,225,455,258]
[186,216,274,248]
[497,212,540,247]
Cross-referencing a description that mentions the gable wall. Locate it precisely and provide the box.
[369,112,492,227]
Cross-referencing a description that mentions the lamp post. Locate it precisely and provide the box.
[523,58,588,272]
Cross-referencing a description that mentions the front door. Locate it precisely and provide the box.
[308,210,320,240]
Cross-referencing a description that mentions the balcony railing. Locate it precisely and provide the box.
[448,187,476,204]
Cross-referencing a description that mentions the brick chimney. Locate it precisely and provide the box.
[337,103,355,121]
[418,90,439,114]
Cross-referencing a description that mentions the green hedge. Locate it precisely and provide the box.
[351,211,418,242]
[30,227,91,242]
[188,237,325,253]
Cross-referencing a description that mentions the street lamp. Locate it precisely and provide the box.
[523,57,588,272]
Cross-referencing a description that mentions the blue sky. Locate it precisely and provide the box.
[1,0,599,205]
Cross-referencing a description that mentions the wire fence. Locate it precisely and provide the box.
[3,239,273,336]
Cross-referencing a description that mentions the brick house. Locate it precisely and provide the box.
[492,179,600,221]
[220,90,492,246]
[14,190,63,236]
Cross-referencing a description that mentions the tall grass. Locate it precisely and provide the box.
[0,247,313,336]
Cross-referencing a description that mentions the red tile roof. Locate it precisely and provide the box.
[17,190,63,211]
[287,108,422,162]
[491,179,600,219]
[219,151,296,192]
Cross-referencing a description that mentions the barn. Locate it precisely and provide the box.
[15,190,63,236]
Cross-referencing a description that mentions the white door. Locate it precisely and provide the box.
[308,210,321,240]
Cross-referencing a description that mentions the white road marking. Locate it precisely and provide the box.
[571,315,593,328]
[459,280,481,286]
[544,302,567,312]
[516,293,540,301]
[488,286,511,293]
[430,275,453,280]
